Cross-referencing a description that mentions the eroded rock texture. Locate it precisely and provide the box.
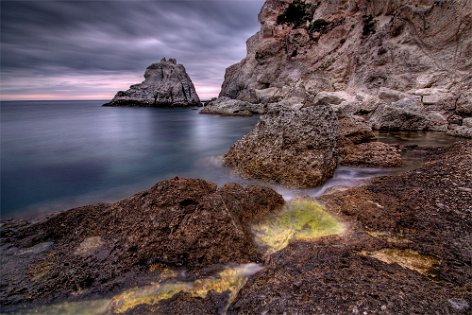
[104,58,200,107]
[218,0,472,136]
[0,178,283,309]
[224,106,338,187]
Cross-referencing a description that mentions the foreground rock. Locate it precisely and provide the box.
[229,140,472,314]
[224,106,338,187]
[0,178,283,310]
[104,58,200,107]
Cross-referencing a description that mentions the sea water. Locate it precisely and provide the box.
[1,100,260,218]
[2,100,448,219]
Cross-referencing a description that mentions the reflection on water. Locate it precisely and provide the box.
[1,101,258,218]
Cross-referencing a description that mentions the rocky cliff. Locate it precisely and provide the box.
[218,0,472,136]
[104,58,200,107]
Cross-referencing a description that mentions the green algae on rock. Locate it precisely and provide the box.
[252,199,345,255]
[108,263,264,313]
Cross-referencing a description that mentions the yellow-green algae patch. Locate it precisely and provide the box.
[108,263,263,313]
[252,198,345,255]
[359,248,440,276]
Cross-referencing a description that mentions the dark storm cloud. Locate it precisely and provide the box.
[0,0,265,99]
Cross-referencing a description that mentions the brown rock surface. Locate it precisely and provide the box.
[0,178,284,310]
[228,140,472,314]
[224,106,339,188]
[338,116,402,167]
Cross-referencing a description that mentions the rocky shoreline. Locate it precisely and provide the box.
[2,0,472,313]
[1,138,471,314]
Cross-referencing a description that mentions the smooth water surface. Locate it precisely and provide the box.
[1,101,259,218]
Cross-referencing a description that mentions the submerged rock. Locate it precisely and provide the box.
[104,58,200,107]
[0,178,283,309]
[224,106,338,188]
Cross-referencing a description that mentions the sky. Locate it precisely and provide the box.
[0,0,265,101]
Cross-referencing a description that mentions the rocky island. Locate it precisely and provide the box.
[104,58,200,107]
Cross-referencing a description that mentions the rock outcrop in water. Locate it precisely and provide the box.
[0,178,283,309]
[224,106,338,187]
[217,0,472,137]
[104,58,200,107]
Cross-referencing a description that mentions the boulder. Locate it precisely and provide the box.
[338,116,401,167]
[104,58,200,107]
[462,118,472,128]
[200,97,263,116]
[0,178,284,307]
[224,106,339,188]
[455,92,472,115]
[311,91,353,106]
[369,97,431,131]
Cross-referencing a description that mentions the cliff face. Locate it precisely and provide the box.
[105,58,200,107]
[219,0,472,135]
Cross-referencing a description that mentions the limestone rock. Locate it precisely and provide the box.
[224,106,338,188]
[104,58,200,107]
[456,92,472,115]
[200,97,264,116]
[462,118,472,128]
[217,0,472,135]
[369,97,431,131]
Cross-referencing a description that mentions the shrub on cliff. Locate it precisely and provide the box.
[276,0,316,28]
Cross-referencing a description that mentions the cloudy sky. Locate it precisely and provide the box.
[0,0,264,100]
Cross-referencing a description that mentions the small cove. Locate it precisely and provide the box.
[2,101,463,314]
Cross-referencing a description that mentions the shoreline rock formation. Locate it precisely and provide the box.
[104,58,200,107]
[224,106,338,188]
[209,0,472,137]
[228,140,472,314]
[0,178,283,310]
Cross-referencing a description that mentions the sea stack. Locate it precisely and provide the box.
[104,58,200,107]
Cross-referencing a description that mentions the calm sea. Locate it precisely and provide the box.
[1,100,259,218]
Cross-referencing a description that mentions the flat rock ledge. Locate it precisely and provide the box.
[224,106,339,188]
[0,178,284,310]
[104,58,200,107]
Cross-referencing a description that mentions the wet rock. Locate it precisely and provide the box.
[0,178,283,309]
[224,106,338,188]
[338,116,374,144]
[230,140,472,314]
[104,58,200,107]
[337,116,401,167]
[340,141,402,167]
